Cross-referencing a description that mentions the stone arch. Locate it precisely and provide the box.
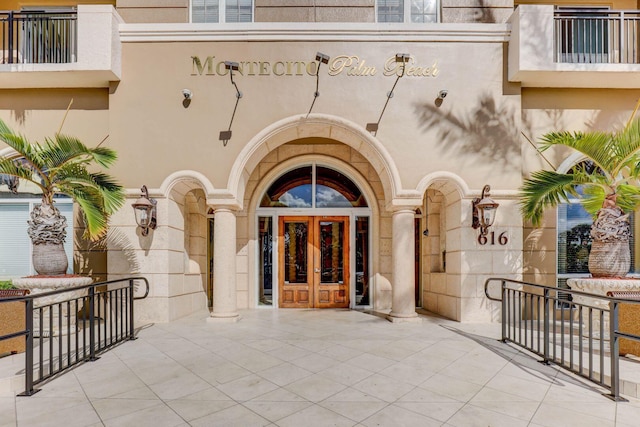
[159,170,216,199]
[227,113,405,210]
[416,171,469,203]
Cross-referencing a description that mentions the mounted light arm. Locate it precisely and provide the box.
[306,52,330,118]
[472,185,499,236]
[132,185,157,236]
[219,61,242,146]
[366,53,411,136]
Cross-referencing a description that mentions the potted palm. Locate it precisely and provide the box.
[520,119,640,278]
[0,118,124,276]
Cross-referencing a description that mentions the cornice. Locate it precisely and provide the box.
[119,23,511,43]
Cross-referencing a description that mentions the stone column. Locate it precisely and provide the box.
[388,208,419,322]
[209,207,240,322]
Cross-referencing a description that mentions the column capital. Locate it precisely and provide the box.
[208,203,242,212]
[385,196,423,213]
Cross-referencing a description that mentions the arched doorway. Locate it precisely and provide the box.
[256,162,371,309]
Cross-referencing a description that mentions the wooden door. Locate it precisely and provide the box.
[278,216,349,308]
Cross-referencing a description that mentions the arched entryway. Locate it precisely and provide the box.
[255,161,372,309]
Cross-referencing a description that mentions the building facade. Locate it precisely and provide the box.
[1,0,639,323]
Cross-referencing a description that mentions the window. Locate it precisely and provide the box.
[377,0,438,23]
[0,198,73,279]
[191,0,252,23]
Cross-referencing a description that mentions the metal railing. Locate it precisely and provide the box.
[0,10,77,64]
[0,277,149,396]
[485,277,640,401]
[554,9,640,64]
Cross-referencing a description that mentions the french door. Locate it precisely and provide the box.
[278,216,349,308]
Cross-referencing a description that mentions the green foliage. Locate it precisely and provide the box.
[0,281,15,290]
[0,117,125,241]
[520,118,640,226]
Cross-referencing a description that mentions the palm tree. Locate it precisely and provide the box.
[520,118,640,278]
[0,118,124,276]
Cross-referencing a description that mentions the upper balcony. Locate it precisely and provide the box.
[508,5,640,88]
[0,5,122,89]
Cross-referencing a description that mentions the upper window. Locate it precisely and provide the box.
[377,0,438,23]
[192,0,253,23]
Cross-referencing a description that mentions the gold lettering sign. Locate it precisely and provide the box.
[191,55,439,78]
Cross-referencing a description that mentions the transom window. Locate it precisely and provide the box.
[260,165,368,208]
[191,0,253,23]
[377,0,439,23]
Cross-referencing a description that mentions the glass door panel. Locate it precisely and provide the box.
[259,217,273,306]
[319,221,344,284]
[355,217,369,306]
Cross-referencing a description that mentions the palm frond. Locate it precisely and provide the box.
[62,185,109,240]
[519,170,577,226]
[610,118,640,176]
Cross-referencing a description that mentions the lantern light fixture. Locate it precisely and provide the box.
[132,185,157,236]
[472,184,499,236]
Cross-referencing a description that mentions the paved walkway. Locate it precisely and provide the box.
[2,309,640,426]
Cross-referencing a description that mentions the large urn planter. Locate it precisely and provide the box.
[588,241,631,278]
[31,243,69,276]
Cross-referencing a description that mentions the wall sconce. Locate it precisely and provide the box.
[472,184,499,236]
[132,185,157,236]
[219,61,242,146]
[306,52,330,117]
[366,53,411,136]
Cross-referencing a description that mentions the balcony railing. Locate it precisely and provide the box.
[554,8,640,64]
[0,10,77,64]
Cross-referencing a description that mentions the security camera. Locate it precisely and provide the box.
[437,90,448,100]
[182,89,192,100]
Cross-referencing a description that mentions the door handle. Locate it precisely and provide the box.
[315,268,321,273]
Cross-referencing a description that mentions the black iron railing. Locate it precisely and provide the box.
[554,9,640,64]
[485,278,640,401]
[0,277,149,396]
[0,10,77,64]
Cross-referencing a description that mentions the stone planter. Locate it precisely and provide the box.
[568,278,640,340]
[12,276,92,337]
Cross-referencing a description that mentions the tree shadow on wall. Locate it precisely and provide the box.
[414,93,523,169]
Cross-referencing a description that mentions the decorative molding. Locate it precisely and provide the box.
[120,23,511,43]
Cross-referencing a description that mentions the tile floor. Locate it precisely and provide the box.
[2,308,640,426]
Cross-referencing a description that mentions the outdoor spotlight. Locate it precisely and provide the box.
[224,61,240,71]
[315,52,330,64]
[437,90,448,99]
[395,53,411,63]
[219,130,232,142]
[365,123,379,133]
[472,185,499,236]
[132,185,157,236]
[182,89,192,99]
